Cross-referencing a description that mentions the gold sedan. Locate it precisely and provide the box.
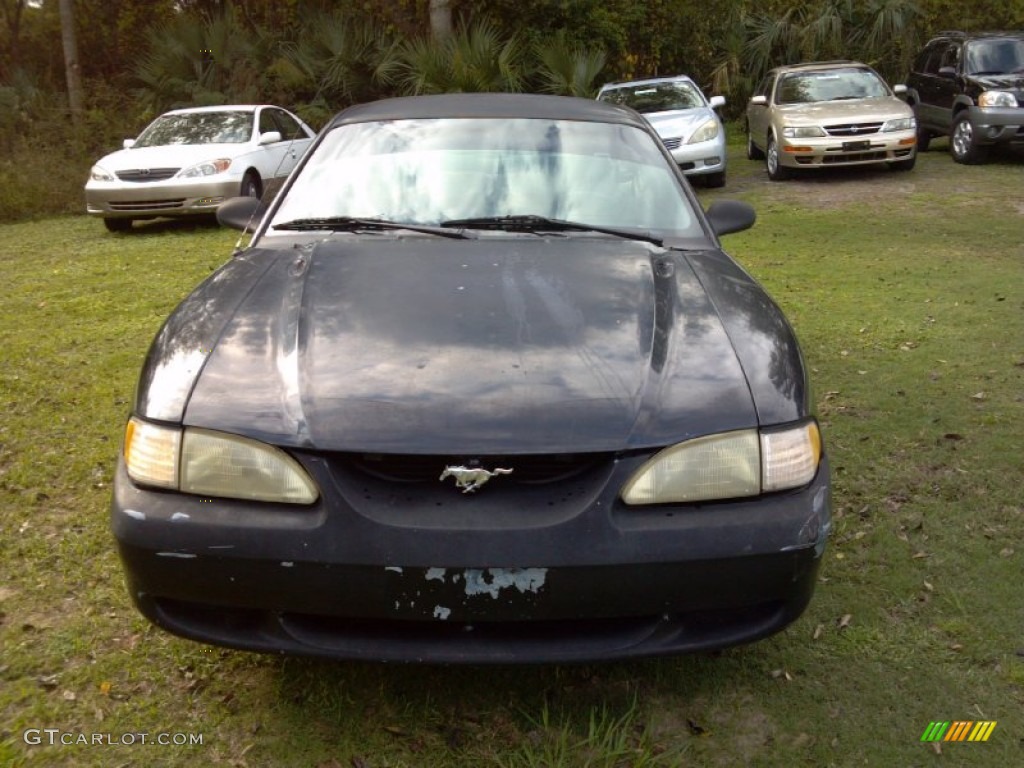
[746,61,917,180]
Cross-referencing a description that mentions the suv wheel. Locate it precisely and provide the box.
[766,135,791,181]
[950,112,989,164]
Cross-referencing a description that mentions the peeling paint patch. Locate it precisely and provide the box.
[281,561,294,568]
[463,568,548,599]
[156,552,197,559]
[433,605,451,620]
[425,567,447,582]
[385,566,404,574]
[170,512,190,522]
[124,509,145,521]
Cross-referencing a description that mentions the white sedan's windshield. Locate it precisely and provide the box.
[268,118,698,236]
[134,111,253,147]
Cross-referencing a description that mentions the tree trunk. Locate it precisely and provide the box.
[58,0,84,127]
[429,0,452,40]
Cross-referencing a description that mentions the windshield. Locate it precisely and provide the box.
[598,81,706,113]
[777,68,890,104]
[965,39,1024,75]
[267,117,699,237]
[134,111,254,147]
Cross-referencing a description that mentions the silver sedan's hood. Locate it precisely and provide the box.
[643,109,716,141]
[173,237,765,454]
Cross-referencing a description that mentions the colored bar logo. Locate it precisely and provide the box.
[920,721,997,742]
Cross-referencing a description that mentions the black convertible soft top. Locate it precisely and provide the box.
[328,92,646,128]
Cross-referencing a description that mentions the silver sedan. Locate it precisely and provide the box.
[85,105,315,232]
[597,76,728,187]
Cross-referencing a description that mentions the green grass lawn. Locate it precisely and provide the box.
[2,148,1022,767]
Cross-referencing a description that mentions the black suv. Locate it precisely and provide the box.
[906,31,1024,163]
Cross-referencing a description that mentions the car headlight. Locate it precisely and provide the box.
[90,165,115,182]
[687,118,720,144]
[123,417,318,504]
[621,422,821,505]
[177,158,232,178]
[978,90,1017,108]
[881,117,916,132]
[782,126,826,139]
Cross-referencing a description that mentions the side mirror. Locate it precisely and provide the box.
[893,84,908,95]
[123,138,136,149]
[709,95,726,109]
[258,131,282,146]
[938,66,956,80]
[749,95,768,106]
[217,196,267,232]
[705,200,756,237]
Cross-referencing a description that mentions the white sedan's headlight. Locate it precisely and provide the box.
[621,422,821,505]
[978,90,1017,108]
[782,126,826,139]
[177,158,232,178]
[124,417,318,504]
[881,117,916,132]
[90,165,115,182]
[687,118,720,144]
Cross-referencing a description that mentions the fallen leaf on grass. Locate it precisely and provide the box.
[837,614,853,630]
[912,551,929,559]
[813,624,825,640]
[931,742,941,755]
[62,690,76,701]
[949,643,963,651]
[686,719,708,736]
[971,392,986,401]
[99,681,111,695]
[923,581,933,592]
[383,726,407,736]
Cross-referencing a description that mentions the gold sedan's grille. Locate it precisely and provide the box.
[824,122,883,137]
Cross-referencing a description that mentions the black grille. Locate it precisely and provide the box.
[341,452,607,485]
[821,151,886,164]
[824,123,882,137]
[109,199,186,211]
[115,168,180,182]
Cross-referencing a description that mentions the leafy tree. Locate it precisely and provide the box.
[396,19,526,94]
[533,33,607,97]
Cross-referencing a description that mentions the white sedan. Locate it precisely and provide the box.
[85,105,315,232]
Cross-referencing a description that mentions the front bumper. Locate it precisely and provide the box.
[111,452,831,663]
[778,130,916,168]
[85,176,243,219]
[664,136,727,176]
[966,106,1024,145]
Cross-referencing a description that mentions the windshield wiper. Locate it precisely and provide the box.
[440,214,664,247]
[273,216,472,239]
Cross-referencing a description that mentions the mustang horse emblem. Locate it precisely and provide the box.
[440,466,513,493]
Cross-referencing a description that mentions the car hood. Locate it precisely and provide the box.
[138,237,807,455]
[773,98,912,124]
[643,109,716,140]
[94,143,252,172]
[967,72,1024,96]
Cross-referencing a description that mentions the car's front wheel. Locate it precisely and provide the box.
[241,171,263,199]
[703,171,726,188]
[950,112,989,164]
[103,218,132,233]
[766,135,791,181]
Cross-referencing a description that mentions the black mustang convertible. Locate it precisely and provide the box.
[112,94,831,663]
